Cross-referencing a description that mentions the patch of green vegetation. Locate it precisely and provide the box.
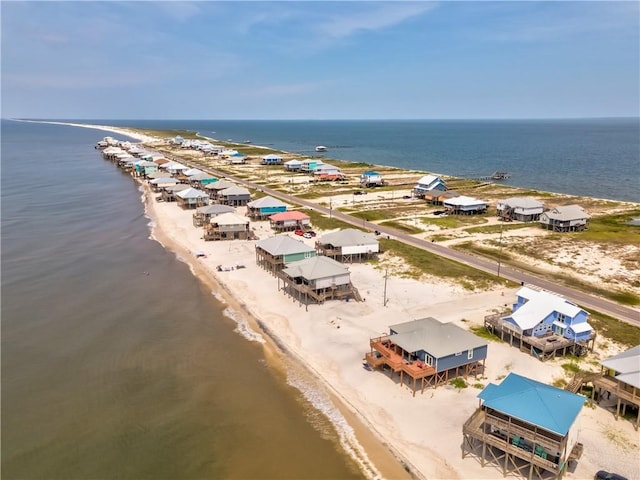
[350,209,399,222]
[464,223,533,235]
[470,326,503,342]
[588,311,640,348]
[551,377,568,388]
[454,242,512,263]
[420,215,488,229]
[561,362,582,374]
[378,238,506,289]
[450,378,468,390]
[301,209,354,231]
[576,210,640,244]
[473,382,485,389]
[377,221,423,234]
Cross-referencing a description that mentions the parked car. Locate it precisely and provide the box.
[303,232,312,238]
[354,190,367,195]
[306,231,316,237]
[294,229,304,236]
[595,471,628,480]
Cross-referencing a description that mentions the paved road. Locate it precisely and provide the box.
[185,162,640,328]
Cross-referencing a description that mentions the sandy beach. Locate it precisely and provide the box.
[50,121,639,479]
[141,183,639,480]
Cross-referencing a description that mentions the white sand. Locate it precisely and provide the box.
[39,119,637,478]
[142,184,639,480]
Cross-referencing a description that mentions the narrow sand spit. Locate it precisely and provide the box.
[55,121,638,479]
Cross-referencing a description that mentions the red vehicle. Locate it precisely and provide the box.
[294,229,304,236]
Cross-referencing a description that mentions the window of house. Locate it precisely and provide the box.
[425,355,433,366]
[558,313,568,324]
[468,349,474,360]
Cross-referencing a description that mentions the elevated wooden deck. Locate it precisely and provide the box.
[463,408,582,479]
[484,314,595,361]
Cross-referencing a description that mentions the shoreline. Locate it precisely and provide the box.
[141,183,412,479]
[17,119,640,479]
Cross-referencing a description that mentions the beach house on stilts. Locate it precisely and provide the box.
[462,373,585,479]
[483,287,595,361]
[365,317,487,396]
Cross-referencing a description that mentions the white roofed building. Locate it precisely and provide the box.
[497,197,545,222]
[540,205,590,232]
[443,195,488,215]
[315,228,379,262]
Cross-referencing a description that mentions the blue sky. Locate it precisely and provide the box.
[2,1,638,120]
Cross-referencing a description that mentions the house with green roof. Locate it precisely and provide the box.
[255,235,316,274]
[366,317,487,396]
[463,372,585,479]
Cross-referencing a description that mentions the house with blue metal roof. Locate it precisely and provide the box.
[463,372,585,479]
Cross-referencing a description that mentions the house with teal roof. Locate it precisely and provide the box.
[463,372,585,479]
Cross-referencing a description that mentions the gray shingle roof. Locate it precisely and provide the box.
[318,228,378,247]
[388,317,486,358]
[282,256,349,280]
[247,196,287,209]
[256,235,315,256]
[544,205,589,221]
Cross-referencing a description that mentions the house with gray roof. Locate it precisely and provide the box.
[203,212,250,241]
[160,183,190,202]
[462,372,585,479]
[255,235,316,274]
[443,195,488,215]
[204,180,235,201]
[218,185,251,207]
[175,187,210,209]
[279,256,360,307]
[192,204,235,227]
[149,176,179,192]
[592,345,640,429]
[413,175,447,198]
[246,196,287,220]
[539,205,589,232]
[497,197,545,222]
[315,228,379,262]
[366,317,487,395]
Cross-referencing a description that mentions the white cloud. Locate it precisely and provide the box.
[315,2,438,40]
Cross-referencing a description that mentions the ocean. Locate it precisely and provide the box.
[2,117,637,479]
[69,118,639,203]
[1,120,364,479]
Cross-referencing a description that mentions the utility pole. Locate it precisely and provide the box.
[383,268,389,306]
[329,198,332,218]
[497,220,504,278]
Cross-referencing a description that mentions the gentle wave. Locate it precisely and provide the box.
[222,307,266,344]
[286,368,382,480]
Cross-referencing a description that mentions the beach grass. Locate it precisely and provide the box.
[377,221,423,234]
[378,238,507,289]
[420,216,489,229]
[588,311,640,347]
[464,223,533,235]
